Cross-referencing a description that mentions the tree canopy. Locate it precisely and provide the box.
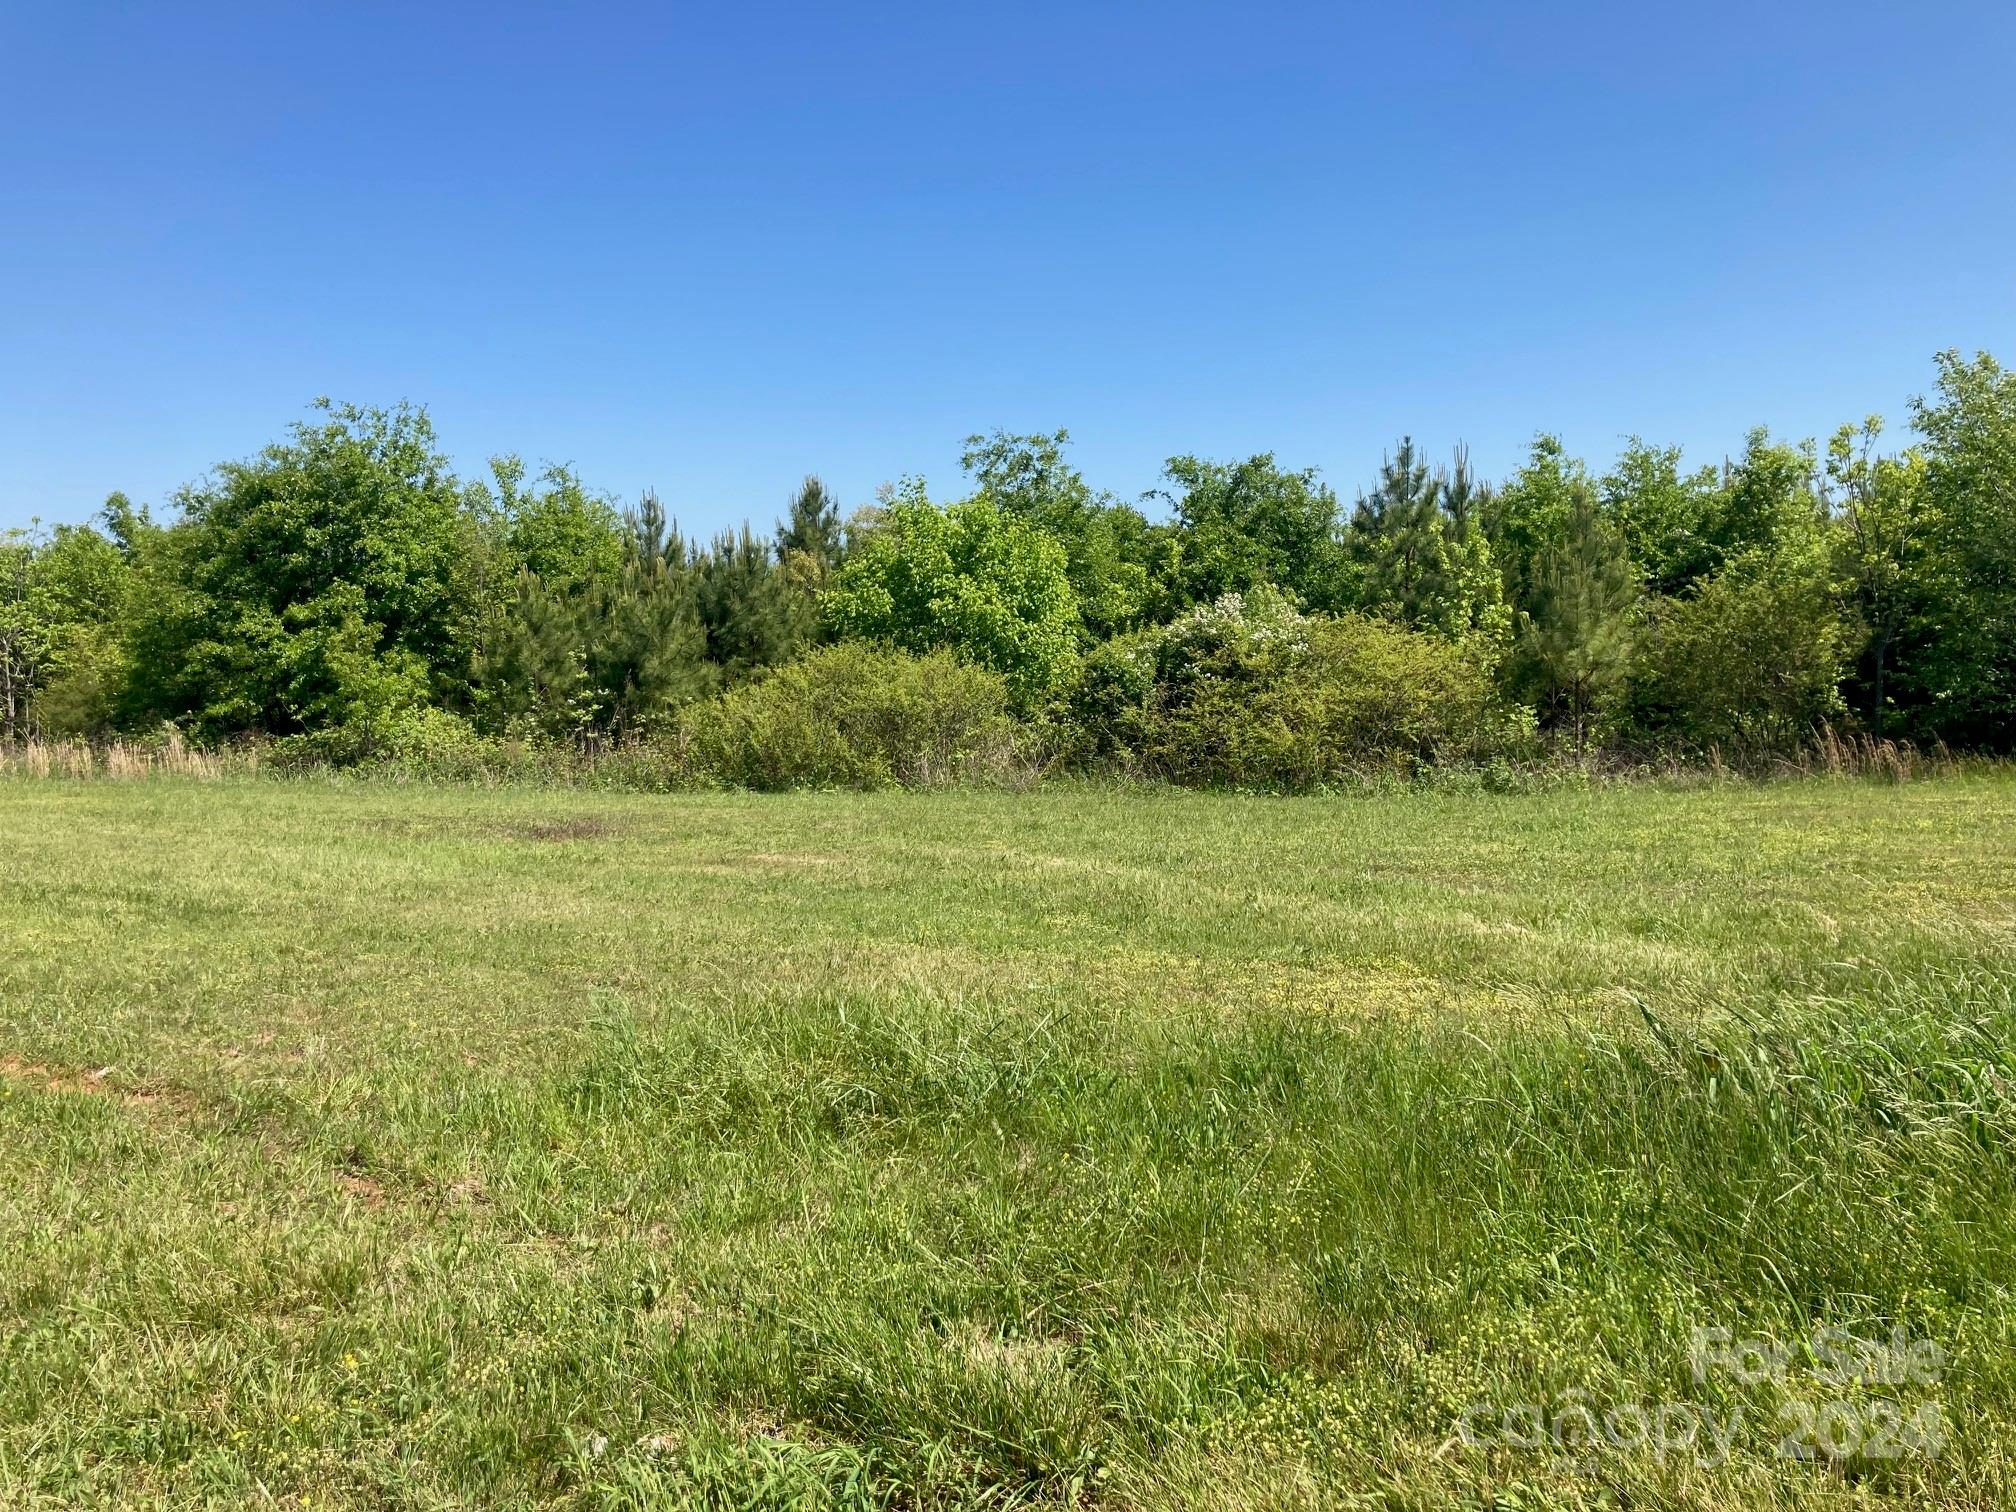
[9,347,2015,764]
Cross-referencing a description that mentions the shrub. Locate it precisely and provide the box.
[685,642,1016,790]
[267,701,477,772]
[1065,590,1520,787]
[1622,547,1856,755]
[1062,587,1308,763]
[819,493,1080,707]
[1062,630,1160,764]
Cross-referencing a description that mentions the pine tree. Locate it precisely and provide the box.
[584,548,710,737]
[1349,437,1450,627]
[776,476,844,643]
[474,570,592,738]
[476,491,714,740]
[1346,440,1507,644]
[693,526,805,679]
[627,490,673,566]
[777,475,845,578]
[1511,488,1637,751]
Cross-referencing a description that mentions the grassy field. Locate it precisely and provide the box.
[1,775,2013,1509]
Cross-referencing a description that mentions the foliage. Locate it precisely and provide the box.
[1625,544,1855,754]
[1601,437,1722,595]
[1482,433,1588,594]
[691,524,811,678]
[1712,427,1823,564]
[487,458,626,593]
[1910,349,2016,748]
[8,348,2016,769]
[1068,589,1516,787]
[0,531,38,740]
[121,399,479,737]
[1344,439,1507,645]
[0,515,137,740]
[1500,461,1639,748]
[476,550,711,742]
[685,641,1014,789]
[777,474,847,602]
[821,492,1079,705]
[26,534,132,739]
[1157,452,1349,612]
[962,429,1157,637]
[1825,418,1936,739]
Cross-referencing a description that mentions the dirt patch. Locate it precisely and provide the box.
[0,1054,202,1116]
[510,817,620,843]
[360,815,459,838]
[335,1168,389,1208]
[0,1054,105,1097]
[359,815,625,844]
[445,1172,487,1206]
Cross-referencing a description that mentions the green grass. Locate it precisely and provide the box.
[1,775,2013,1509]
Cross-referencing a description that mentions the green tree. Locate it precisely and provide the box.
[821,492,1079,705]
[584,548,713,736]
[1483,434,1589,596]
[1346,440,1507,643]
[1626,545,1854,754]
[0,531,39,740]
[24,519,134,737]
[472,571,593,738]
[131,399,480,737]
[1439,449,1511,649]
[1508,485,1638,750]
[962,429,1154,638]
[1346,438,1444,621]
[692,524,806,679]
[490,458,625,593]
[1910,349,2016,747]
[1824,417,1935,739]
[1156,453,1348,613]
[1601,438,1721,594]
[1710,429,1822,565]
[475,488,713,740]
[1487,437,1637,746]
[777,474,846,600]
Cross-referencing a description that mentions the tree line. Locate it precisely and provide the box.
[3,348,2013,781]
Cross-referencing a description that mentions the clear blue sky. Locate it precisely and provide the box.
[4,1,2013,535]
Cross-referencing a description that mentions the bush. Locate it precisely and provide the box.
[685,642,1017,790]
[1063,588,1308,764]
[819,493,1080,707]
[1064,590,1522,788]
[1621,547,1855,755]
[269,702,482,773]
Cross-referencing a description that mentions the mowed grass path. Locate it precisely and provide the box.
[1,777,2013,1508]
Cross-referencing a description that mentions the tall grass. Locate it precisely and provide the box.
[0,723,1994,793]
[0,729,248,780]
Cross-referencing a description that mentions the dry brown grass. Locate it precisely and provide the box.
[0,729,247,780]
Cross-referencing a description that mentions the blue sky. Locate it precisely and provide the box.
[4,1,2013,535]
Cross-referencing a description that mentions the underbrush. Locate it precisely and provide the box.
[2,618,1992,794]
[0,726,1987,796]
